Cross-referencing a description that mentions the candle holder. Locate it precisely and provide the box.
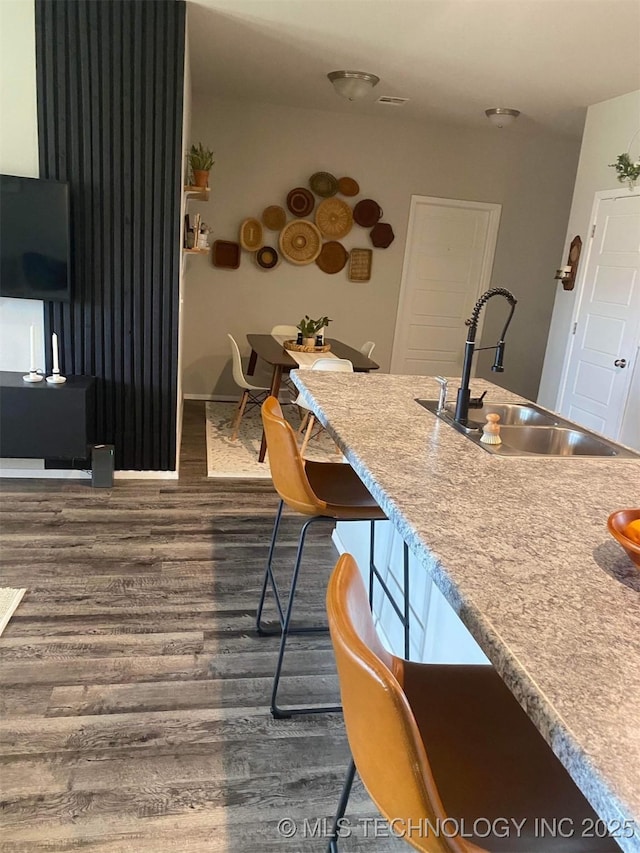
[23,370,44,383]
[46,370,67,385]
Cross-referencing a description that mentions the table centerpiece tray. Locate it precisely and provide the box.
[283,340,332,353]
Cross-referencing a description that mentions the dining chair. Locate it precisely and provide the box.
[324,552,618,853]
[359,340,376,359]
[296,357,353,457]
[227,333,270,441]
[270,324,299,338]
[257,396,412,719]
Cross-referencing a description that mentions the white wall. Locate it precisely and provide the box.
[0,0,44,372]
[183,96,580,401]
[538,90,640,417]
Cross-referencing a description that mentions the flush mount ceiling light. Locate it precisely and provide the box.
[327,70,380,101]
[485,108,521,128]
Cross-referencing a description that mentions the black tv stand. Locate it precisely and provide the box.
[0,371,96,461]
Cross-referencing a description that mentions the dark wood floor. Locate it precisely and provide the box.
[0,401,401,851]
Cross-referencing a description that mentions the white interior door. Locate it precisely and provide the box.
[559,192,640,440]
[391,196,501,375]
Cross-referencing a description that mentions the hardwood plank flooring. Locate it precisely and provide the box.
[0,401,402,851]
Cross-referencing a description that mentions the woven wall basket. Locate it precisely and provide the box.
[279,220,323,265]
[315,197,353,239]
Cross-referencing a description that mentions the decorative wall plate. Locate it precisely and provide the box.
[286,187,315,218]
[279,220,322,265]
[261,205,287,231]
[315,197,353,239]
[354,198,383,228]
[212,240,240,269]
[315,241,348,274]
[309,171,338,197]
[239,218,263,251]
[370,222,395,248]
[338,176,359,197]
[256,245,279,270]
[348,248,372,282]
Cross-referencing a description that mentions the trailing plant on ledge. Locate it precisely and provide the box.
[609,152,640,189]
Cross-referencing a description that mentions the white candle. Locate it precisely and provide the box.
[30,325,36,370]
[52,332,59,373]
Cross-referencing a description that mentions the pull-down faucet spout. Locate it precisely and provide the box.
[453,287,517,426]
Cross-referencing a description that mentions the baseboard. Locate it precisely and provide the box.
[114,470,178,480]
[0,468,91,480]
[184,393,236,402]
[0,468,177,480]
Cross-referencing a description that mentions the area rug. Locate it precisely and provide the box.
[0,588,26,636]
[205,401,340,478]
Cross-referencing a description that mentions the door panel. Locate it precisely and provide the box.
[560,193,640,440]
[392,198,501,376]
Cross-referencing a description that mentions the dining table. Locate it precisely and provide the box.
[246,333,379,462]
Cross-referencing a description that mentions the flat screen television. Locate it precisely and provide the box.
[0,174,71,302]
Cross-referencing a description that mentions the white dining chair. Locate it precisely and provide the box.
[227,334,270,441]
[297,357,353,456]
[270,324,299,338]
[360,340,376,359]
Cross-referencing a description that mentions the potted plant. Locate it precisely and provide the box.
[297,315,332,347]
[188,142,215,189]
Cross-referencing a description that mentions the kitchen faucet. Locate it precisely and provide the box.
[453,287,517,426]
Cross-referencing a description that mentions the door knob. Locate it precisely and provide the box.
[614,359,627,368]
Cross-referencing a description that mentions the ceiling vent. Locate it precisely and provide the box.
[376,96,409,106]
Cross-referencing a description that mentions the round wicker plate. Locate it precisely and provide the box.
[286,187,315,218]
[239,218,263,251]
[316,240,348,274]
[261,205,287,231]
[309,171,338,198]
[279,220,323,265]
[354,198,383,228]
[255,245,279,270]
[315,197,353,239]
[338,176,359,197]
[284,340,332,353]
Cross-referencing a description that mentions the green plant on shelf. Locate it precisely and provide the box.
[188,142,215,172]
[297,315,332,337]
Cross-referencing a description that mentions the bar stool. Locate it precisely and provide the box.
[325,553,619,853]
[256,396,410,718]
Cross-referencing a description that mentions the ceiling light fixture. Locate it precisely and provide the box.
[485,108,521,128]
[328,70,380,101]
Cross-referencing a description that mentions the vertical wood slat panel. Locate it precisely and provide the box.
[35,0,185,471]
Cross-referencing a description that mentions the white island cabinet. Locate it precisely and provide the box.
[291,370,640,853]
[334,519,489,664]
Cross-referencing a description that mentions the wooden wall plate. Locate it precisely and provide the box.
[212,240,240,269]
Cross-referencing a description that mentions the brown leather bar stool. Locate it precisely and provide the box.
[257,395,404,719]
[325,553,620,853]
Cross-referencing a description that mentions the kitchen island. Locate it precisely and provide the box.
[291,370,640,852]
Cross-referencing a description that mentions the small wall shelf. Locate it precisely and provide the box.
[184,185,210,202]
[183,247,210,255]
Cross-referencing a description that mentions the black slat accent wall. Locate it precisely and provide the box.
[35,0,185,471]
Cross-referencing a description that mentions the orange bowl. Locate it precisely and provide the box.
[607,508,640,568]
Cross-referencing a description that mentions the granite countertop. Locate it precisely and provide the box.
[291,370,640,851]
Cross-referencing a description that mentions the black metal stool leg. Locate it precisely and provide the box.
[368,522,412,660]
[256,499,286,635]
[326,759,356,853]
[403,541,410,659]
[271,516,341,719]
[368,520,375,607]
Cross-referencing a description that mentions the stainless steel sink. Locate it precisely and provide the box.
[498,425,621,457]
[462,402,558,427]
[416,399,640,458]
